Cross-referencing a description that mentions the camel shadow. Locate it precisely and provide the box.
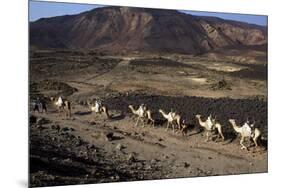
[74,111,92,116]
[154,118,167,127]
[187,129,203,137]
[111,135,124,141]
[110,113,125,121]
[222,132,238,145]
[185,124,203,137]
[260,139,268,150]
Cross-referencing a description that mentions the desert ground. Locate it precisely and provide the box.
[29,48,267,187]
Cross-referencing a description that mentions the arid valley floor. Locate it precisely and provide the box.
[29,48,267,187]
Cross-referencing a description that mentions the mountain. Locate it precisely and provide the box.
[30,6,267,54]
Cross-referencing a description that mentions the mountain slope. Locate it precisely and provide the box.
[30,6,267,54]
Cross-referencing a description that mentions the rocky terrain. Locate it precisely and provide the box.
[29,48,267,187]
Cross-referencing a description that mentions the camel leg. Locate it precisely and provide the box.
[150,119,155,128]
[182,129,185,136]
[142,118,145,128]
[178,123,182,131]
[64,108,68,117]
[68,109,71,117]
[219,131,225,141]
[59,107,63,116]
[166,121,170,131]
[181,126,186,136]
[172,123,175,133]
[64,108,68,118]
[240,137,247,150]
[217,127,225,141]
[213,134,219,142]
[60,106,66,117]
[253,136,259,147]
[205,131,210,142]
[135,117,140,127]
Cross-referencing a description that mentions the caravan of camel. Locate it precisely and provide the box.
[36,96,263,151]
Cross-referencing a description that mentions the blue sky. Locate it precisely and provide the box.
[29,1,267,26]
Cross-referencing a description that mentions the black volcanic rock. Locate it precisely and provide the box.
[30,6,267,54]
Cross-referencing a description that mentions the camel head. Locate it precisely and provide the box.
[246,117,250,124]
[228,119,236,125]
[248,118,256,128]
[207,115,212,121]
[139,104,145,109]
[195,114,201,119]
[142,104,147,111]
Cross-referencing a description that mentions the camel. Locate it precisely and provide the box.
[208,115,225,141]
[128,104,146,127]
[180,119,189,136]
[195,114,224,142]
[33,97,47,113]
[51,96,71,117]
[143,105,155,128]
[159,109,181,132]
[88,100,110,119]
[229,119,261,150]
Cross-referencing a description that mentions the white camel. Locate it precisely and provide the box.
[128,104,146,127]
[229,119,261,150]
[143,105,155,128]
[195,114,224,142]
[208,115,225,141]
[51,96,72,117]
[159,109,181,132]
[88,99,110,119]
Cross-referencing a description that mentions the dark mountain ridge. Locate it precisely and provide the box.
[30,6,267,54]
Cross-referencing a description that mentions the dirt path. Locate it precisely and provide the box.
[83,59,131,88]
[31,102,267,181]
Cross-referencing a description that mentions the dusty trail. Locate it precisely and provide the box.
[85,59,132,88]
[65,59,133,102]
[30,100,267,186]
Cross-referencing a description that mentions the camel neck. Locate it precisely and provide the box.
[129,106,137,113]
[231,122,241,132]
[160,110,168,117]
[197,117,204,126]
